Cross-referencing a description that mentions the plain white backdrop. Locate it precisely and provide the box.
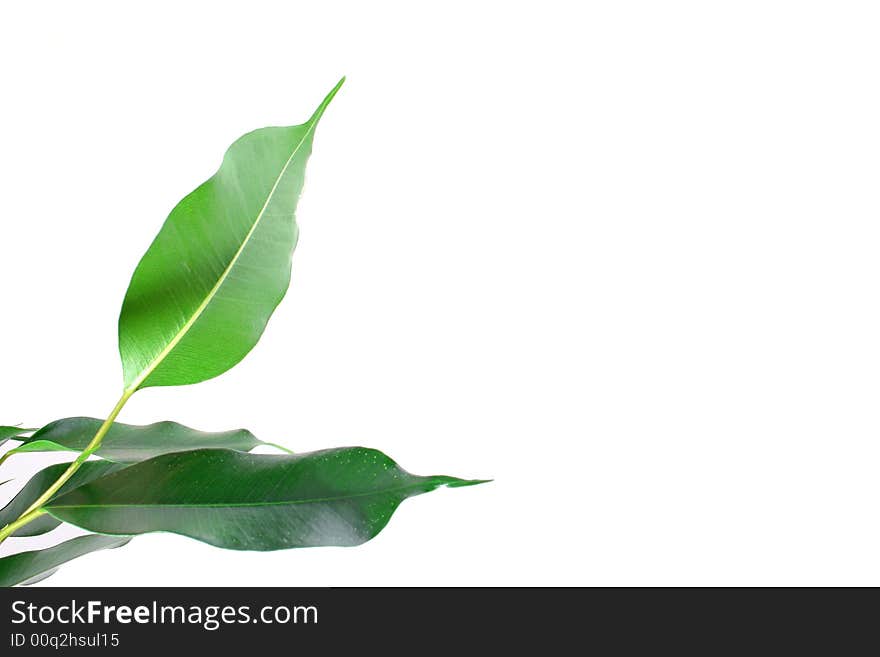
[1,1,880,586]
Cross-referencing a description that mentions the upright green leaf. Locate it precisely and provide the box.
[118,79,343,391]
[0,535,131,587]
[47,447,487,551]
[0,461,127,536]
[14,417,268,463]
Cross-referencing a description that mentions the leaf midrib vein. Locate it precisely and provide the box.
[47,482,436,511]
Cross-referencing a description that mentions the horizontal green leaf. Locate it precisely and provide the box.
[47,448,487,551]
[18,417,267,463]
[0,535,131,587]
[0,426,34,446]
[0,439,71,464]
[0,461,127,537]
[18,568,60,587]
[118,79,343,391]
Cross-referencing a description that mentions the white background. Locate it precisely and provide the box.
[1,1,879,586]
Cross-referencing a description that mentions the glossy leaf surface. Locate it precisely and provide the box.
[118,79,343,390]
[47,447,486,551]
[18,417,265,463]
[0,535,130,587]
[0,461,127,536]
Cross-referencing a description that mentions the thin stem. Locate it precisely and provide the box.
[0,509,47,542]
[0,389,135,545]
[264,441,295,455]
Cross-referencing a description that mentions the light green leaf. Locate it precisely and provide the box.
[47,447,487,551]
[0,535,131,587]
[118,78,343,391]
[0,440,71,464]
[0,461,127,537]
[0,426,34,446]
[14,417,269,463]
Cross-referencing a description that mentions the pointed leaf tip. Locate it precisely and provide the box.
[445,478,492,488]
[310,76,346,124]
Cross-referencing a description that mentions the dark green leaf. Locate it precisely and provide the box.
[17,417,267,463]
[118,79,343,391]
[47,447,487,551]
[0,535,130,587]
[0,461,127,537]
[18,568,59,587]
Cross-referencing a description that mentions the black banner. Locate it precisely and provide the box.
[0,587,871,652]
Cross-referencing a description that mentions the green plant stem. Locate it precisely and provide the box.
[0,389,134,544]
[0,508,47,542]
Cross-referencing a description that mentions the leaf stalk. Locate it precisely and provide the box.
[0,389,134,544]
[0,508,47,542]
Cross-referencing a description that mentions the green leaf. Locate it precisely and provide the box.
[0,425,34,445]
[46,447,487,551]
[15,417,268,463]
[118,78,343,391]
[1,440,72,463]
[0,535,131,587]
[18,568,60,587]
[0,461,127,537]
